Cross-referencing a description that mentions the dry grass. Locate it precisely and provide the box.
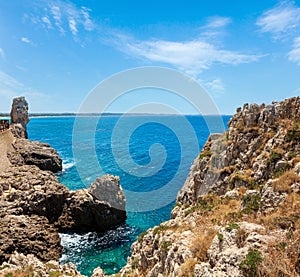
[178,258,197,277]
[272,171,300,193]
[257,243,299,277]
[190,228,216,261]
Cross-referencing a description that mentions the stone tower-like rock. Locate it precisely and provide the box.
[10,97,30,139]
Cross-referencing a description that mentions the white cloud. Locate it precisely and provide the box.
[0,71,49,103]
[257,1,300,37]
[68,18,78,36]
[21,37,31,44]
[204,78,225,93]
[205,17,231,29]
[110,34,262,77]
[41,1,94,37]
[81,6,95,31]
[51,5,65,34]
[42,16,52,29]
[288,36,300,65]
[0,48,4,60]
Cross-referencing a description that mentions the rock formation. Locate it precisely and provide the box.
[56,174,127,233]
[10,96,30,139]
[0,97,127,273]
[8,138,62,172]
[117,97,300,277]
[0,164,127,262]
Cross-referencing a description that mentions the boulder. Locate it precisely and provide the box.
[89,174,126,211]
[56,175,127,232]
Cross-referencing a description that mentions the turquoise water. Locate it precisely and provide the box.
[27,115,230,276]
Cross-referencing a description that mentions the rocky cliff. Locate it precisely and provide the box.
[0,97,127,277]
[118,97,300,277]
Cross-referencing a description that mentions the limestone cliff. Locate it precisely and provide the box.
[118,97,300,277]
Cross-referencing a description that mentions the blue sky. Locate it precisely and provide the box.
[0,0,300,114]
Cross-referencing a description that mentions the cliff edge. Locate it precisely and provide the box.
[118,97,300,277]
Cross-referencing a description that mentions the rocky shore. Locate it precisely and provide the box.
[0,97,127,277]
[1,96,300,277]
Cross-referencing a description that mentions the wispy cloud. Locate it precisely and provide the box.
[42,16,52,29]
[0,71,49,102]
[256,1,300,38]
[21,37,31,44]
[0,48,5,60]
[204,78,225,93]
[288,36,300,65]
[37,0,95,38]
[205,16,232,29]
[109,33,262,77]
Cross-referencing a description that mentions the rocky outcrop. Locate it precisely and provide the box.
[57,175,126,233]
[0,252,84,277]
[0,166,127,262]
[8,138,62,173]
[0,215,62,264]
[10,96,30,139]
[117,97,300,277]
[89,175,126,211]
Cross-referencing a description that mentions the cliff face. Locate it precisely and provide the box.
[119,97,300,277]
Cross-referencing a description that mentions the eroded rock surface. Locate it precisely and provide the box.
[8,138,62,172]
[10,96,30,139]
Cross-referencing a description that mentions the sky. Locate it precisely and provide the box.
[0,0,300,114]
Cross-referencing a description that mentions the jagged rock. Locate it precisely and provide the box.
[10,97,30,139]
[0,215,62,264]
[0,165,68,222]
[57,175,127,232]
[0,252,84,277]
[8,138,62,173]
[89,174,126,211]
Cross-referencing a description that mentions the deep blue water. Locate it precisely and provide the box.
[27,115,231,276]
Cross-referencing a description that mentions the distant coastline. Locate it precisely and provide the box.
[0,112,233,118]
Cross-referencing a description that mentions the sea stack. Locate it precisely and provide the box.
[10,96,30,139]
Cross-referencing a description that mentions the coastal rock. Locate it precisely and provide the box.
[89,174,126,211]
[10,97,30,139]
[0,252,84,277]
[57,175,127,232]
[0,215,62,264]
[119,97,300,277]
[8,138,62,173]
[0,165,68,222]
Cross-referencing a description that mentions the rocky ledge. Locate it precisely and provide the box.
[117,97,300,277]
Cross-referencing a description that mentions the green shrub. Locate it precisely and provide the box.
[225,222,239,232]
[217,233,224,242]
[242,194,260,214]
[138,231,147,243]
[240,249,263,277]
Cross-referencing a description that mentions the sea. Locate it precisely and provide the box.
[27,115,231,276]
